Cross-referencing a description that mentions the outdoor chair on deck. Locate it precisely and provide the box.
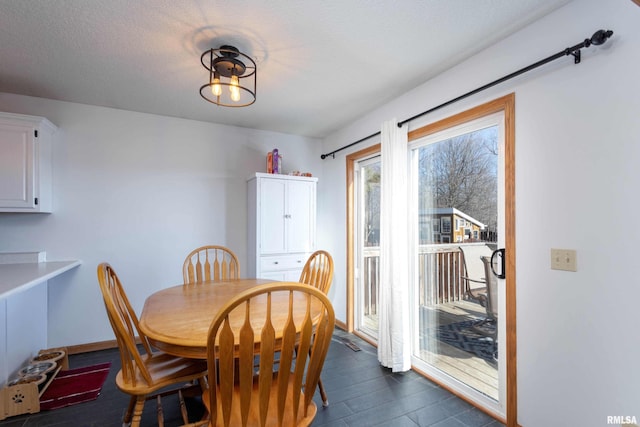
[97,263,208,427]
[183,245,240,284]
[189,282,335,427]
[474,256,498,342]
[459,244,493,306]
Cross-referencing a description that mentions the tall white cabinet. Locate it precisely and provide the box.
[247,173,317,281]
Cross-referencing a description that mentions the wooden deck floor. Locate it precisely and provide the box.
[419,299,498,400]
[362,298,499,400]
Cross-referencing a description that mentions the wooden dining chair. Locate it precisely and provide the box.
[183,245,240,284]
[298,250,334,406]
[194,282,335,427]
[97,263,208,427]
[299,250,334,294]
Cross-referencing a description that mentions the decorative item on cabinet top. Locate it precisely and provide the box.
[0,112,57,213]
[266,148,282,174]
[265,148,312,176]
[288,171,313,177]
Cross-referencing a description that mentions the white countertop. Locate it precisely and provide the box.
[0,260,82,299]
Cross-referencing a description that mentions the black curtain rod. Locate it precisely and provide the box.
[320,28,613,160]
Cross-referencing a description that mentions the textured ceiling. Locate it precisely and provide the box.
[0,0,571,138]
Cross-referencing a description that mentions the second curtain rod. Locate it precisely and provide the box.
[320,29,614,160]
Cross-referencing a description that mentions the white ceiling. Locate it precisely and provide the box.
[0,0,571,138]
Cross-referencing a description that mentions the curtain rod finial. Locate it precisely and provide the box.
[591,29,614,46]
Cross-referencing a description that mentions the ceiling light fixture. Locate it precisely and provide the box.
[200,45,256,107]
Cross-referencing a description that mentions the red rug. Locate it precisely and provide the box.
[39,362,111,410]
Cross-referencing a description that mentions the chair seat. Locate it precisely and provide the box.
[116,352,207,395]
[201,373,317,427]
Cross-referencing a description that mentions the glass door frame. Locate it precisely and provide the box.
[346,93,516,426]
[347,144,381,346]
[406,94,515,425]
[353,154,382,340]
[408,111,505,415]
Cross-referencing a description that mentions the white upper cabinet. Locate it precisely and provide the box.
[258,177,316,255]
[248,173,317,280]
[0,112,56,213]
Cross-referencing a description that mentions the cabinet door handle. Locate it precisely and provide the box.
[273,261,279,264]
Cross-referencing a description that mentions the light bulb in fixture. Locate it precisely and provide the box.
[200,45,256,107]
[211,73,222,97]
[230,74,241,102]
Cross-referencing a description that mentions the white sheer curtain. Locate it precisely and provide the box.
[377,118,411,372]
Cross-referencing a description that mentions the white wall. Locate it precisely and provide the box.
[0,92,323,347]
[320,0,640,425]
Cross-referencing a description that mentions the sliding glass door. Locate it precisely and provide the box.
[409,112,506,415]
[354,155,381,340]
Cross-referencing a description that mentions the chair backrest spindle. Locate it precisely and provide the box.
[299,250,334,294]
[182,245,240,284]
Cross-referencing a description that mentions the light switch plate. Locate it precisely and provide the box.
[550,248,577,272]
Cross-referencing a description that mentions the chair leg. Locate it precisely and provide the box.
[318,377,329,407]
[157,396,164,427]
[179,390,189,424]
[130,396,146,427]
[123,396,136,425]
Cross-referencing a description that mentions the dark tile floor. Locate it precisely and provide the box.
[1,330,504,426]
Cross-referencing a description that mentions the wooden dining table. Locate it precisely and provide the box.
[138,278,320,359]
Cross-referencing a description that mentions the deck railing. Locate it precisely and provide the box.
[362,247,380,317]
[362,244,476,317]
